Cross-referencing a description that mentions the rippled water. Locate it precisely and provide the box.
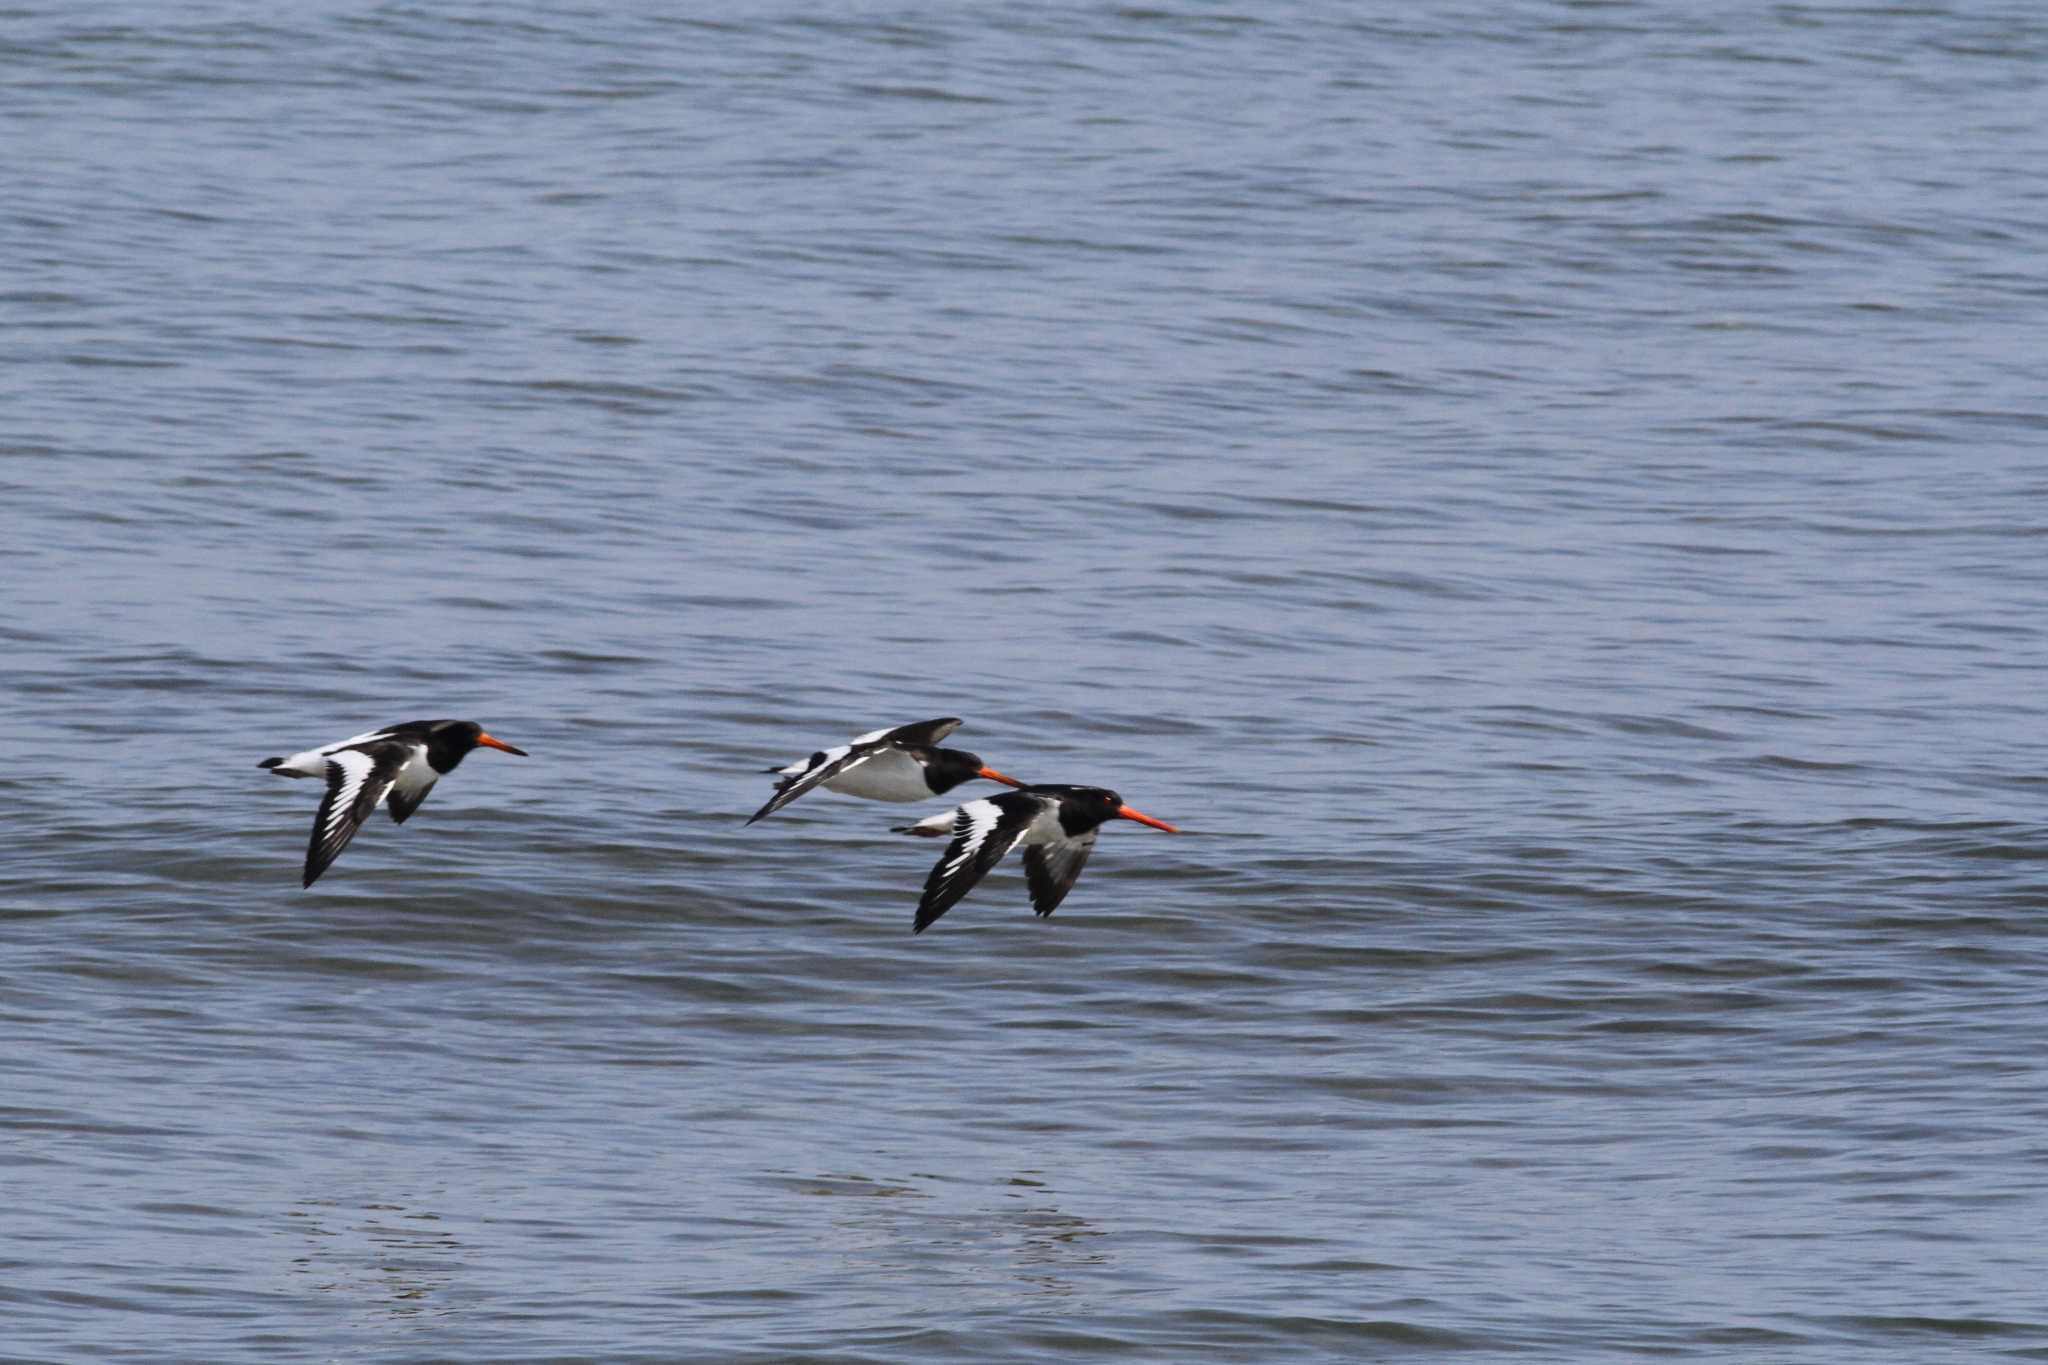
[6,2,2048,1359]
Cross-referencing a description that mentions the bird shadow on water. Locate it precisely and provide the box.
[284,1196,464,1324]
[764,1169,1108,1304]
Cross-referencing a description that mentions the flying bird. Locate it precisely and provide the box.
[257,719,528,887]
[747,717,1024,825]
[894,784,1179,933]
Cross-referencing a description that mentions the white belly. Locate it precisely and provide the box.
[824,750,932,802]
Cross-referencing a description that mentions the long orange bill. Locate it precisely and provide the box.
[1117,804,1179,833]
[477,733,529,756]
[978,766,1027,788]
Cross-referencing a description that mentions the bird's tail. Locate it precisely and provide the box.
[893,812,955,838]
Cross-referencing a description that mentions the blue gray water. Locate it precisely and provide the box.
[6,2,2048,1359]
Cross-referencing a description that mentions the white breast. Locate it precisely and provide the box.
[388,749,438,800]
[1016,803,1070,846]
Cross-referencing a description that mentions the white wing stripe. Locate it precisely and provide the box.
[940,800,1005,880]
[325,751,379,832]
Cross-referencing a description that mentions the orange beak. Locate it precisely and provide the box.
[477,733,529,756]
[977,765,1027,788]
[1117,804,1179,833]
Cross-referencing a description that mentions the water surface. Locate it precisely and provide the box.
[5,2,2048,1359]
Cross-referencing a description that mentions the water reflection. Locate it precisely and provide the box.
[778,1168,1106,1298]
[1000,1174,1106,1297]
[286,1198,463,1320]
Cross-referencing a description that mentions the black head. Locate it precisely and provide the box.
[922,746,1026,795]
[421,719,528,773]
[1025,782,1120,807]
[1026,783,1179,835]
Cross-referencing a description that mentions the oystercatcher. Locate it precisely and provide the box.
[893,784,1179,932]
[257,719,529,888]
[747,717,1024,825]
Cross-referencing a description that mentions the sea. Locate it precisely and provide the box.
[5,2,2048,1360]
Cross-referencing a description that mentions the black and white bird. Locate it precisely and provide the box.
[746,717,1024,825]
[894,784,1179,933]
[257,719,529,888]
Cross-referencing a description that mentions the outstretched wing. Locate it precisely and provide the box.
[1021,829,1098,918]
[303,742,410,887]
[861,717,963,749]
[746,743,884,825]
[914,793,1041,933]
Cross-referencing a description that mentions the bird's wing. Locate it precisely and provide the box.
[1021,829,1099,918]
[863,717,963,749]
[914,793,1040,933]
[303,742,411,887]
[746,742,883,824]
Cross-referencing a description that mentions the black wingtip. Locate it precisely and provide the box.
[890,717,966,748]
[258,757,283,769]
